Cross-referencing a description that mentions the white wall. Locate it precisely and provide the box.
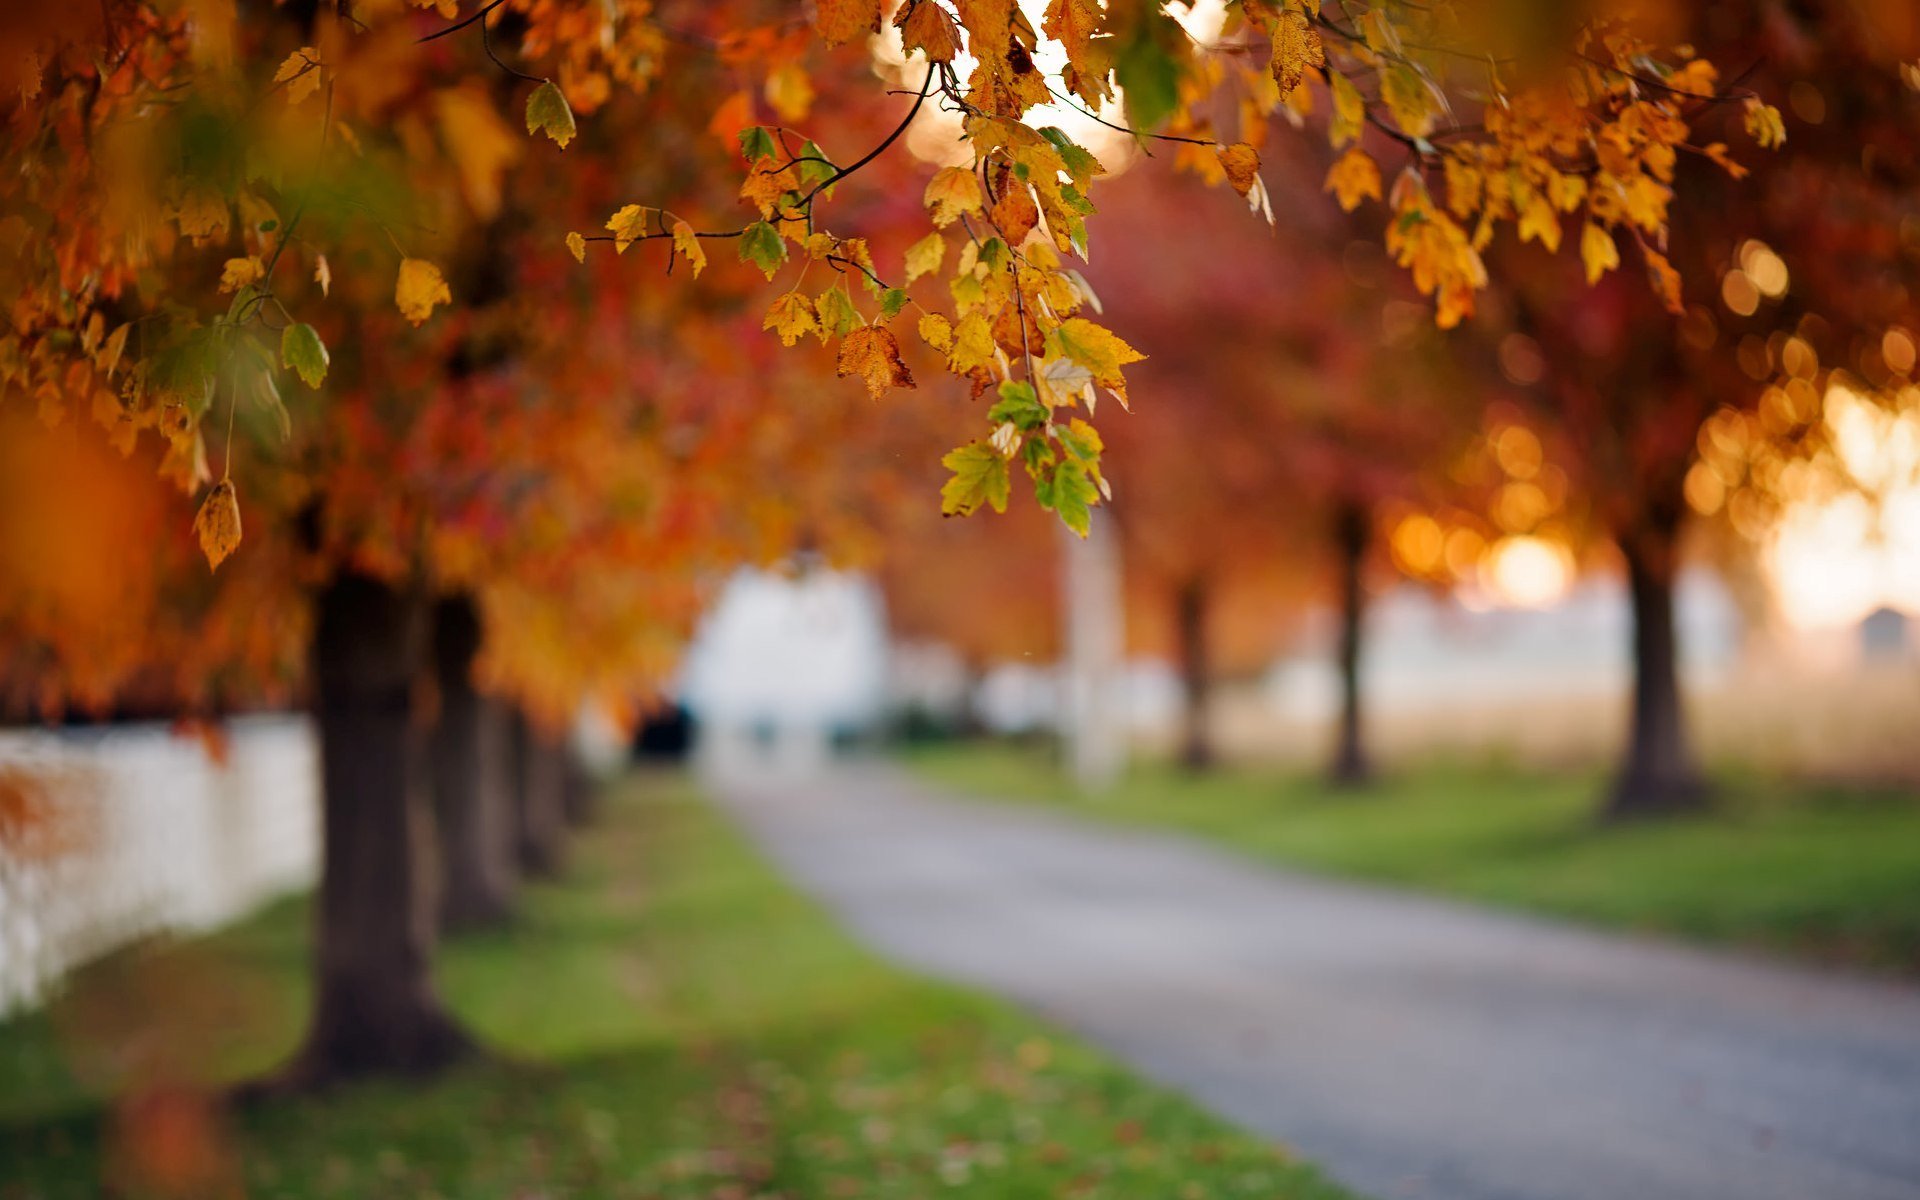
[0,715,318,1018]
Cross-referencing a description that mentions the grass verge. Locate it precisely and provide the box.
[0,771,1352,1200]
[904,742,1920,973]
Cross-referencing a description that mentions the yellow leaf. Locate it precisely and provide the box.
[896,0,962,63]
[1046,317,1144,393]
[193,479,242,570]
[764,63,814,124]
[99,323,130,380]
[918,311,953,352]
[219,255,265,293]
[837,327,915,399]
[948,311,995,373]
[313,254,331,296]
[1581,223,1620,286]
[764,291,818,347]
[1324,147,1381,211]
[1516,193,1561,253]
[671,220,707,277]
[1328,70,1365,148]
[524,79,577,149]
[1644,248,1684,315]
[814,0,882,45]
[1216,143,1261,198]
[566,231,586,263]
[904,230,946,285]
[435,84,523,219]
[1269,9,1324,97]
[924,166,985,227]
[273,47,321,105]
[1743,99,1786,150]
[395,257,452,326]
[605,204,653,252]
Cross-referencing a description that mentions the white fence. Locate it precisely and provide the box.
[0,715,319,1018]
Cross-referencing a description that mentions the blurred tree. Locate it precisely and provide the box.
[1491,0,1920,819]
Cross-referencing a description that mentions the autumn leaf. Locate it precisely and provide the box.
[739,221,787,278]
[940,442,1011,517]
[219,256,265,293]
[1580,223,1620,285]
[313,254,331,296]
[395,258,452,325]
[1269,9,1324,97]
[918,312,954,352]
[1324,147,1382,211]
[566,231,586,263]
[272,47,321,105]
[1216,143,1260,198]
[606,204,653,252]
[99,324,130,380]
[280,322,329,388]
[925,166,984,227]
[671,220,707,277]
[764,63,814,123]
[193,479,242,570]
[526,80,577,149]
[815,0,882,45]
[837,327,914,398]
[815,285,863,338]
[1743,99,1786,150]
[1644,247,1684,314]
[896,0,961,63]
[1045,318,1144,400]
[764,292,818,347]
[904,230,946,284]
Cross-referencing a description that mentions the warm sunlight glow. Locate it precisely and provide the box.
[1481,536,1575,609]
[1765,383,1920,630]
[878,0,1229,168]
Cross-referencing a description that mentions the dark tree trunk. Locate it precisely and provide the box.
[428,596,517,932]
[1604,508,1709,820]
[1329,502,1372,788]
[1175,577,1214,772]
[511,712,567,877]
[561,749,596,827]
[273,573,471,1090]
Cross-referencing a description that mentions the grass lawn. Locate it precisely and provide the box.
[904,742,1920,973]
[0,772,1352,1200]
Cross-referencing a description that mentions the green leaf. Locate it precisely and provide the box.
[1038,127,1101,188]
[1039,458,1098,536]
[739,221,788,279]
[878,288,911,321]
[525,80,577,149]
[737,126,779,163]
[280,322,328,388]
[815,285,864,338]
[940,443,1011,517]
[795,139,838,191]
[987,380,1047,430]
[1113,14,1184,134]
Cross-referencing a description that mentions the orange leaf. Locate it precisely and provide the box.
[837,327,915,398]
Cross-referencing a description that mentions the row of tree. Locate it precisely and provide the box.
[0,0,1912,1089]
[885,0,1920,822]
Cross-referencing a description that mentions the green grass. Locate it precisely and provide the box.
[904,742,1920,973]
[0,772,1352,1200]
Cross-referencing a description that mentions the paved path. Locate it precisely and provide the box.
[709,762,1920,1200]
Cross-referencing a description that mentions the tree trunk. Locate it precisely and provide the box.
[1328,502,1372,788]
[511,712,567,876]
[1175,578,1214,772]
[428,596,517,932]
[561,748,596,827]
[274,573,471,1089]
[1604,510,1709,820]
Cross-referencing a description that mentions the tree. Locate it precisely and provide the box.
[1485,0,1919,819]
